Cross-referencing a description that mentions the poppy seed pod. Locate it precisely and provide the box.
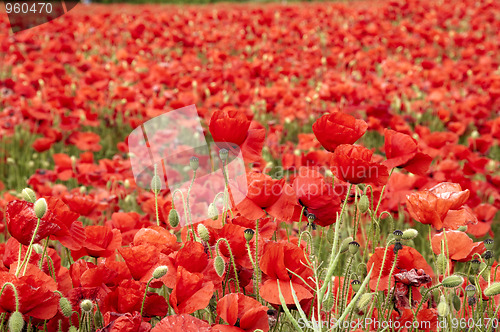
[358,195,369,213]
[150,175,162,194]
[80,299,93,313]
[244,229,255,242]
[441,275,463,288]
[59,296,73,318]
[351,280,361,292]
[34,198,48,219]
[465,284,476,297]
[152,265,169,279]
[168,209,180,228]
[437,295,449,317]
[190,156,199,171]
[348,241,360,255]
[21,188,36,203]
[470,259,481,273]
[197,224,210,242]
[208,203,218,220]
[402,228,418,240]
[214,256,225,277]
[307,213,316,223]
[8,311,24,332]
[219,149,229,162]
[484,239,494,251]
[340,236,354,253]
[484,282,500,297]
[393,230,403,241]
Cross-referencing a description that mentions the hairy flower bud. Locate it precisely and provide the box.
[442,275,463,288]
[402,228,418,240]
[34,198,48,219]
[436,254,447,275]
[214,256,225,277]
[437,295,449,317]
[80,299,93,313]
[484,283,500,297]
[452,294,461,311]
[59,296,73,318]
[150,175,162,194]
[152,265,169,279]
[357,293,372,311]
[197,224,210,242]
[358,195,369,213]
[21,188,36,203]
[168,209,180,228]
[208,203,219,220]
[8,311,24,332]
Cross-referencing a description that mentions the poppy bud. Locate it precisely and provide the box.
[21,188,36,203]
[8,311,24,332]
[152,265,169,279]
[348,241,360,255]
[214,256,225,277]
[452,294,461,311]
[219,149,229,162]
[190,156,199,171]
[244,229,255,242]
[381,213,393,226]
[484,283,500,297]
[340,236,354,253]
[437,295,449,317]
[124,179,130,189]
[357,293,373,311]
[442,275,463,288]
[169,209,180,228]
[393,230,403,241]
[402,228,418,240]
[34,198,48,219]
[465,284,476,297]
[208,203,218,220]
[484,239,494,251]
[351,280,361,293]
[79,186,87,194]
[358,195,369,213]
[33,244,43,254]
[457,226,467,232]
[80,299,93,313]
[59,296,73,318]
[150,175,162,194]
[197,224,210,242]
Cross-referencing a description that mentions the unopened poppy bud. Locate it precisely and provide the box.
[340,236,354,253]
[351,280,361,292]
[152,265,169,279]
[442,275,463,288]
[59,296,73,318]
[68,326,78,332]
[197,224,209,242]
[484,239,494,251]
[465,284,476,297]
[190,156,199,171]
[348,241,360,255]
[34,198,48,219]
[357,293,373,311]
[214,256,225,277]
[219,149,229,162]
[8,311,24,332]
[402,228,418,240]
[437,295,449,317]
[79,186,86,194]
[393,230,403,241]
[457,225,467,232]
[452,294,461,311]
[358,195,369,213]
[169,209,180,228]
[80,299,93,313]
[208,203,218,220]
[124,179,130,189]
[150,175,162,194]
[381,213,393,225]
[33,244,43,254]
[21,188,36,203]
[484,282,500,297]
[244,229,255,242]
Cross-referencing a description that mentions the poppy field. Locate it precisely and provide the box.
[0,0,499,331]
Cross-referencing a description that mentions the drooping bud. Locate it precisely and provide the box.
[465,285,476,297]
[80,299,93,313]
[8,311,24,332]
[152,265,169,279]
[484,239,494,251]
[21,188,36,203]
[190,157,199,171]
[340,237,354,253]
[208,203,218,220]
[358,195,369,213]
[197,224,210,242]
[452,294,461,311]
[34,198,48,219]
[402,228,418,240]
[59,296,73,318]
[484,283,500,297]
[442,275,463,288]
[351,280,361,293]
[348,241,360,255]
[168,209,180,228]
[244,229,255,242]
[214,256,225,277]
[437,295,449,317]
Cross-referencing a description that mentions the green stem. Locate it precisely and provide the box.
[216,238,240,292]
[0,282,20,311]
[140,278,153,317]
[16,217,41,277]
[38,237,50,270]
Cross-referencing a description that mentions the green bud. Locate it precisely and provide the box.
[348,241,360,255]
[208,203,218,220]
[8,311,24,332]
[244,229,255,242]
[214,256,225,277]
[152,265,169,279]
[358,195,369,213]
[34,198,48,219]
[436,254,447,275]
[402,228,418,240]
[437,295,449,317]
[357,293,373,311]
[68,327,78,332]
[442,275,463,288]
[484,282,500,297]
[340,236,354,253]
[197,224,210,242]
[168,209,180,228]
[190,156,199,171]
[21,188,36,203]
[457,225,467,232]
[452,294,461,311]
[124,179,130,189]
[33,244,43,254]
[80,299,93,313]
[59,296,73,318]
[150,175,162,194]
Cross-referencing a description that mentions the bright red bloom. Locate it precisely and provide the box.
[67,131,102,152]
[383,129,433,175]
[431,230,485,262]
[312,112,368,152]
[210,109,251,146]
[99,312,151,332]
[213,293,269,332]
[152,314,211,332]
[468,204,498,238]
[330,144,389,186]
[169,266,214,314]
[6,197,85,250]
[72,226,122,260]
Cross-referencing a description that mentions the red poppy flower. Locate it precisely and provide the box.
[367,245,434,291]
[213,293,269,332]
[99,312,151,332]
[330,145,389,186]
[169,266,214,314]
[312,112,368,152]
[72,226,122,260]
[467,204,498,238]
[62,193,98,217]
[382,129,433,175]
[67,131,102,152]
[152,314,211,332]
[431,231,485,262]
[6,197,85,250]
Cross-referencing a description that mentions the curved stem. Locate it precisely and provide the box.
[0,282,20,311]
[140,278,153,317]
[216,238,240,292]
